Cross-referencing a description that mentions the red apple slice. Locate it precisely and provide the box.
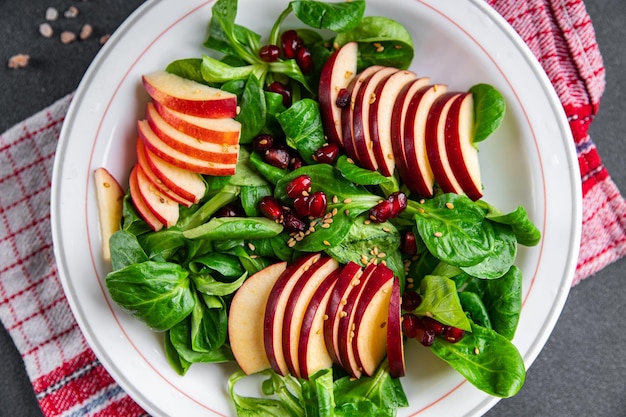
[142,145,206,205]
[403,84,449,197]
[229,261,288,375]
[152,100,240,145]
[318,41,358,146]
[135,139,194,207]
[138,120,236,176]
[351,264,395,377]
[352,67,398,171]
[146,102,239,164]
[297,268,340,379]
[386,278,405,378]
[444,93,483,201]
[93,167,125,261]
[264,253,322,376]
[425,92,465,195]
[341,66,383,162]
[282,256,339,377]
[390,78,431,191]
[128,165,164,231]
[142,71,237,118]
[323,262,363,367]
[134,163,179,228]
[368,69,417,177]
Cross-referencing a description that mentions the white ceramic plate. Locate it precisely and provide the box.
[50,0,581,416]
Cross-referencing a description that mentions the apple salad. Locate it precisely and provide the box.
[95,0,540,415]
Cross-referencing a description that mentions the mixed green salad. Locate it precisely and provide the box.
[103,0,540,415]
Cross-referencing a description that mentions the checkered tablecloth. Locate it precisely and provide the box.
[1,0,624,416]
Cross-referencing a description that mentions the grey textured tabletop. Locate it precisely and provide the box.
[1,1,625,416]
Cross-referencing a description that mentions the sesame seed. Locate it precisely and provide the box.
[332,195,339,204]
[323,240,331,246]
[331,208,338,216]
[474,347,480,355]
[377,252,386,258]
[383,227,391,232]
[247,243,256,251]
[321,223,330,229]
[434,232,443,237]
[344,209,350,215]
[446,202,455,209]
[364,219,371,225]
[343,198,352,203]
[346,158,355,164]
[339,311,347,318]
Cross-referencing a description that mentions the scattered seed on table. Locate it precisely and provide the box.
[45,7,59,21]
[39,22,54,38]
[64,6,79,18]
[60,31,77,44]
[99,34,111,45]
[7,54,30,69]
[79,24,93,40]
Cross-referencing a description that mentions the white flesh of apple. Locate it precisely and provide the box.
[146,102,239,164]
[134,163,180,228]
[128,165,163,231]
[297,270,339,379]
[153,100,241,145]
[264,253,322,376]
[390,78,431,191]
[138,120,236,176]
[386,278,405,378]
[425,92,465,195]
[444,93,483,200]
[318,41,358,146]
[403,84,448,197]
[368,69,417,177]
[228,261,287,375]
[93,167,125,261]
[352,67,398,171]
[135,139,194,207]
[282,256,340,377]
[142,70,237,118]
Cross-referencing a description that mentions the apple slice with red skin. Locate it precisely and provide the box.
[93,167,125,261]
[297,268,340,379]
[351,66,398,171]
[264,253,322,376]
[142,144,206,205]
[386,278,405,378]
[402,84,449,198]
[282,256,340,377]
[368,69,418,177]
[152,100,241,145]
[341,66,383,162]
[390,78,431,190]
[135,139,194,207]
[138,120,236,176]
[145,102,239,164]
[318,41,358,146]
[134,163,180,228]
[142,71,238,118]
[336,263,378,378]
[323,261,363,367]
[128,165,164,231]
[351,264,395,377]
[444,93,483,201]
[425,92,466,195]
[228,261,287,375]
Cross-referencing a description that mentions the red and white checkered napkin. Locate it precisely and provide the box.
[0,1,624,416]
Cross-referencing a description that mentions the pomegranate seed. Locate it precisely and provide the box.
[282,212,307,233]
[419,329,436,347]
[401,291,422,311]
[401,313,421,338]
[388,191,408,217]
[422,317,447,336]
[336,88,351,108]
[215,203,241,217]
[402,231,418,255]
[369,200,393,223]
[286,175,312,198]
[258,196,283,220]
[268,81,292,107]
[259,44,280,62]
[296,47,313,74]
[293,196,310,217]
[281,30,303,59]
[252,133,274,152]
[444,326,466,343]
[264,147,291,169]
[313,143,340,164]
[290,156,305,170]
[307,191,327,218]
